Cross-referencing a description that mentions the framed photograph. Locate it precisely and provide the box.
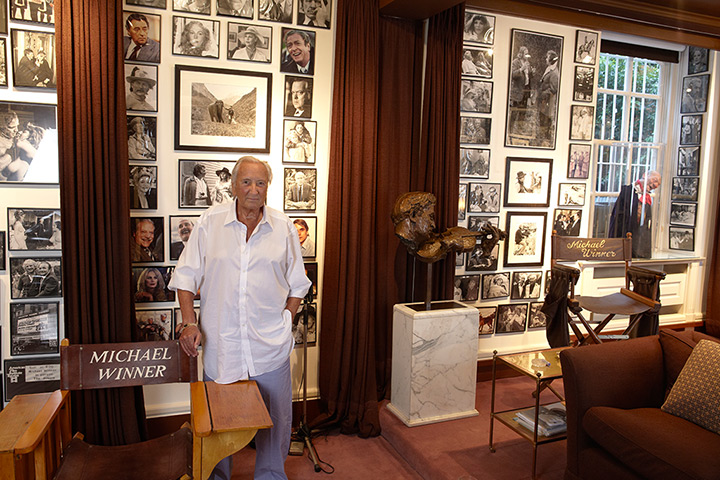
[460,79,493,114]
[481,272,509,300]
[127,0,167,8]
[0,101,58,184]
[552,208,582,236]
[461,46,492,78]
[291,216,316,257]
[567,143,591,179]
[297,0,331,28]
[9,257,62,299]
[528,302,548,329]
[0,38,7,87]
[178,159,236,208]
[458,183,467,221]
[569,105,594,140]
[463,10,495,45]
[10,0,54,24]
[283,119,316,164]
[130,216,164,263]
[678,146,700,176]
[174,307,201,338]
[259,0,293,23]
[0,2,7,33]
[468,182,500,213]
[510,271,542,299]
[468,215,499,231]
[173,0,210,14]
[466,243,498,272]
[669,226,694,251]
[477,306,496,335]
[671,177,699,202]
[688,46,709,75]
[172,16,219,58]
[496,303,528,334]
[680,74,709,114]
[228,23,271,63]
[293,302,317,346]
[0,231,5,271]
[680,115,702,145]
[544,270,551,295]
[280,27,315,75]
[169,215,199,260]
[283,75,313,118]
[132,266,176,303]
[304,262,318,298]
[125,63,158,112]
[558,183,586,206]
[7,208,61,251]
[123,11,161,64]
[573,66,594,102]
[11,29,55,88]
[460,116,491,144]
[217,0,253,18]
[670,203,697,227]
[574,30,598,64]
[505,29,563,149]
[10,303,59,355]
[5,357,60,402]
[504,211,547,267]
[460,147,489,178]
[127,116,157,161]
[129,165,158,210]
[175,65,272,153]
[504,157,552,207]
[456,251,465,267]
[454,274,480,302]
[136,309,174,341]
[284,167,316,211]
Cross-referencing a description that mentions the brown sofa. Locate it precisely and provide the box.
[560,329,720,480]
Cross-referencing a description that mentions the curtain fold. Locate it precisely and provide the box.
[705,182,720,337]
[57,0,146,445]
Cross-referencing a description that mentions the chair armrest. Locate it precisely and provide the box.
[14,390,70,454]
[551,263,580,276]
[627,265,666,279]
[190,381,212,437]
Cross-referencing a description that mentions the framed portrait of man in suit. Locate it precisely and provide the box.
[283,167,316,212]
[280,27,315,75]
[283,75,313,118]
[296,0,330,29]
[123,11,162,64]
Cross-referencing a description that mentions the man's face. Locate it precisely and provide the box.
[303,0,321,19]
[127,19,149,46]
[26,51,34,60]
[130,80,150,99]
[286,33,311,68]
[36,262,50,276]
[233,162,269,211]
[23,260,36,274]
[196,166,206,178]
[134,221,155,248]
[645,174,661,191]
[295,223,308,243]
[291,81,309,109]
[1,117,19,139]
[178,219,193,242]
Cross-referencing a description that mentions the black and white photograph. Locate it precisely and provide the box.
[558,183,586,206]
[293,302,317,345]
[10,257,62,299]
[688,46,709,75]
[670,203,697,227]
[7,208,61,251]
[481,272,509,300]
[461,46,493,78]
[528,302,547,329]
[453,275,480,302]
[0,231,5,271]
[10,0,54,24]
[10,303,59,355]
[0,101,58,184]
[228,23,272,62]
[136,309,173,341]
[467,182,500,213]
[463,10,494,45]
[130,216,164,263]
[11,29,55,88]
[129,165,158,210]
[259,0,293,23]
[504,211,547,267]
[0,39,7,87]
[460,147,489,178]
[175,65,272,153]
[280,28,315,75]
[680,115,702,145]
[283,120,316,164]
[123,11,161,64]
[505,29,563,149]
[468,215,499,232]
[127,116,157,161]
[569,105,594,140]
[169,215,198,260]
[284,167,316,211]
[132,266,176,303]
[178,160,236,208]
[477,306,496,335]
[4,357,60,402]
[671,177,699,202]
[460,116,491,144]
[669,226,694,251]
[127,0,167,9]
[172,16,219,58]
[680,74,709,114]
[125,63,158,112]
[466,243,498,272]
[174,306,201,337]
[552,208,582,236]
[217,0,253,18]
[573,66,594,102]
[510,271,542,299]
[495,303,528,334]
[544,270,551,295]
[297,0,331,28]
[456,251,465,267]
[304,262,318,298]
[460,79,493,114]
[574,30,597,64]
[292,216,316,257]
[504,157,552,207]
[173,0,211,14]
[284,75,313,118]
[458,183,467,221]
[567,143,591,179]
[677,146,700,176]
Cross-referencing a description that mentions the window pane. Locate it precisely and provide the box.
[632,59,660,95]
[595,93,625,141]
[630,146,658,181]
[592,196,617,237]
[596,144,628,193]
[629,97,657,142]
[598,55,627,91]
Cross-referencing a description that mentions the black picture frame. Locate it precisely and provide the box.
[669,203,697,227]
[130,216,165,263]
[495,303,528,334]
[135,308,174,341]
[4,357,61,402]
[0,0,7,33]
[296,0,331,28]
[304,261,318,298]
[460,146,490,178]
[283,119,316,164]
[458,183,467,221]
[217,0,253,19]
[567,143,591,179]
[129,165,158,210]
[9,257,62,299]
[460,79,493,114]
[504,157,553,207]
[454,274,480,302]
[461,46,493,78]
[125,63,158,112]
[10,302,59,355]
[169,215,199,261]
[283,167,317,212]
[677,146,700,176]
[558,183,586,206]
[671,177,699,202]
[123,11,162,64]
[688,46,709,75]
[477,306,496,335]
[510,271,542,299]
[127,0,167,9]
[127,115,157,160]
[175,64,272,153]
[679,115,702,145]
[171,16,220,59]
[178,159,236,208]
[481,272,510,300]
[293,302,317,346]
[669,226,694,251]
[504,211,547,267]
[172,0,210,14]
[456,251,465,267]
[528,302,547,329]
[290,216,316,258]
[280,27,315,75]
[132,266,176,303]
[574,30,598,64]
[463,10,495,45]
[10,0,54,25]
[227,22,272,63]
[7,208,61,251]
[0,38,7,87]
[573,65,594,102]
[259,0,293,23]
[680,74,709,114]
[468,182,500,213]
[11,28,56,88]
[466,243,499,272]
[569,105,594,141]
[0,230,5,271]
[283,75,313,118]
[552,208,582,236]
[468,215,499,231]
[460,116,491,144]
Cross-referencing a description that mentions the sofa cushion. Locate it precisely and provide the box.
[659,329,720,397]
[583,406,720,480]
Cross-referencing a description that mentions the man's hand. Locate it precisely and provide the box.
[177,324,201,357]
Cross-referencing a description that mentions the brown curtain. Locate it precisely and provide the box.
[57,1,146,445]
[705,182,720,337]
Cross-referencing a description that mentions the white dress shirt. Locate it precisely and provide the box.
[169,201,311,383]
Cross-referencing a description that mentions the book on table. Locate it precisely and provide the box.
[513,401,566,436]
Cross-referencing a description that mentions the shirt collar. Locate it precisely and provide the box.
[224,200,272,229]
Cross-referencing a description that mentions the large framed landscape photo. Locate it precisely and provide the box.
[175,64,271,153]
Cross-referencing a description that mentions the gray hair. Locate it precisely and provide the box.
[231,156,273,191]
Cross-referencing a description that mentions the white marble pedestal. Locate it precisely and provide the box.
[387,301,479,427]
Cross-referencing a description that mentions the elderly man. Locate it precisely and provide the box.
[284,77,312,118]
[231,26,267,62]
[124,12,161,63]
[126,66,157,111]
[170,156,310,480]
[297,0,330,27]
[280,29,314,75]
[609,170,661,258]
[170,218,195,260]
[131,218,162,262]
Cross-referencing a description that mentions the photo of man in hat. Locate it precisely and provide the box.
[123,12,161,64]
[229,24,271,63]
[125,65,158,111]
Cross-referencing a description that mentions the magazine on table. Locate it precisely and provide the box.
[513,401,567,436]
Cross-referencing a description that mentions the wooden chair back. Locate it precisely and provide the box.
[551,233,632,264]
